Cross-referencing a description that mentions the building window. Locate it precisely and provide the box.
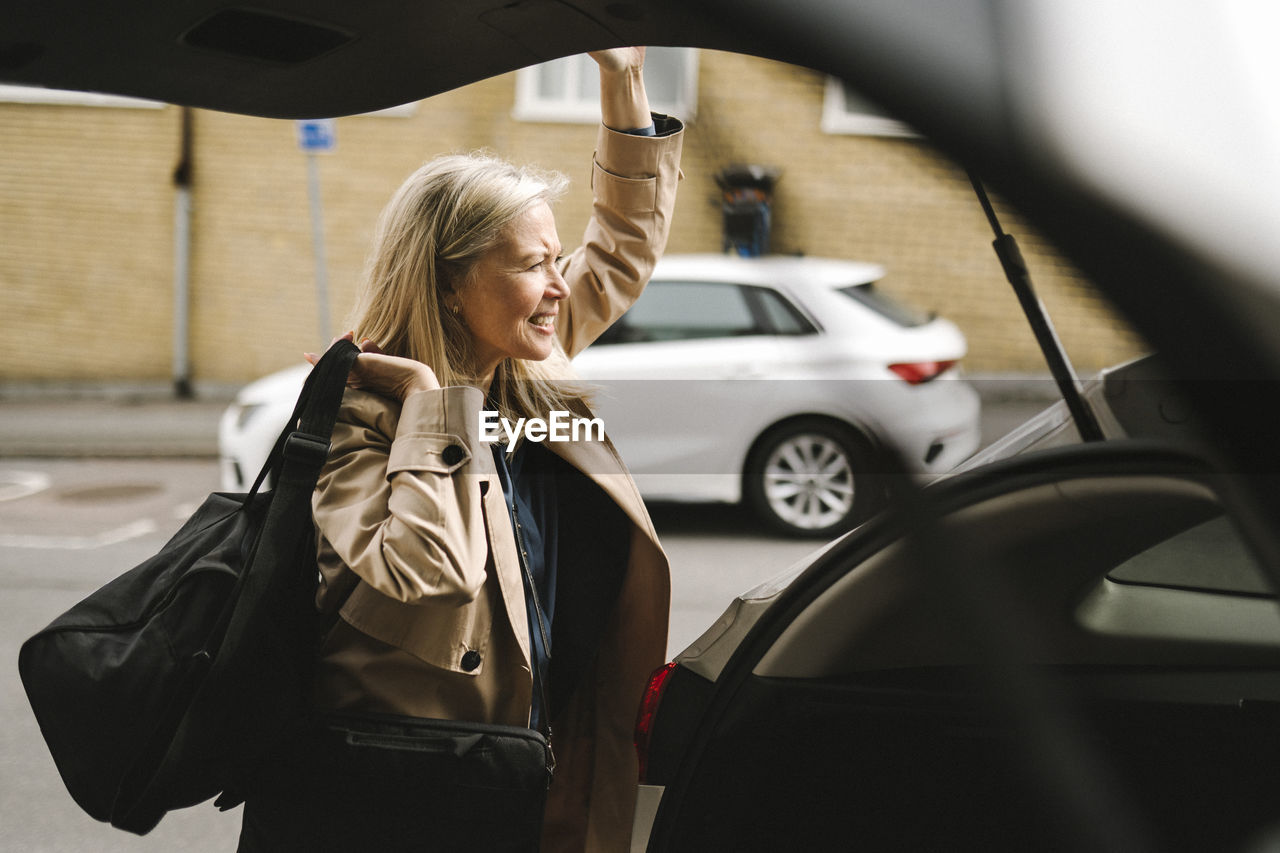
[821,77,915,137]
[0,85,164,108]
[514,48,698,124]
[358,103,417,118]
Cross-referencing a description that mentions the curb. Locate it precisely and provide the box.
[0,398,228,459]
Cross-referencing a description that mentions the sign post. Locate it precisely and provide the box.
[295,119,336,341]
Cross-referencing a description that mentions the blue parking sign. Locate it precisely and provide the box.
[295,119,336,152]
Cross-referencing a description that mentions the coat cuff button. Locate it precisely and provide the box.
[441,444,465,466]
[461,650,482,672]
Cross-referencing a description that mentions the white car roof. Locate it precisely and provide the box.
[650,254,886,292]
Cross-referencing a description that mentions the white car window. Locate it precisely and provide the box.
[753,288,816,335]
[603,281,764,344]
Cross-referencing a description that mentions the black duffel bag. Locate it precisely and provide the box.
[18,338,359,834]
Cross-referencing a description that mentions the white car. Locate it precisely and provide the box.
[218,364,312,496]
[220,254,978,537]
[571,254,980,535]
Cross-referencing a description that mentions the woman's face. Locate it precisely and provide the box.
[458,200,568,380]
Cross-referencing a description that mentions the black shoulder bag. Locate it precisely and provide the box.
[18,338,360,835]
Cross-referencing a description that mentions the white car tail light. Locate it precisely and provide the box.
[888,360,957,384]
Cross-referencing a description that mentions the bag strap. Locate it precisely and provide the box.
[249,339,361,496]
[207,338,360,663]
[198,340,362,815]
[512,514,553,737]
[506,498,554,774]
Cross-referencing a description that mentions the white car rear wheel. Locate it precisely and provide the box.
[745,421,879,537]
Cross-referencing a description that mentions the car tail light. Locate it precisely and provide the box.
[634,662,678,781]
[888,360,957,384]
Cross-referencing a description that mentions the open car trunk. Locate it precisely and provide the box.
[647,442,1280,851]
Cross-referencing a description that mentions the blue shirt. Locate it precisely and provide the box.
[490,440,558,733]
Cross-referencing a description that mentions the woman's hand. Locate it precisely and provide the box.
[589,47,651,133]
[589,46,644,74]
[306,332,440,403]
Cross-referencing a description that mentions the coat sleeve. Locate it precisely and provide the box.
[555,114,684,359]
[312,385,490,605]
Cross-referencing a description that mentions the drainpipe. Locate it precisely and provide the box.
[172,106,194,399]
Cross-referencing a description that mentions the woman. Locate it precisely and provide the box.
[239,47,682,852]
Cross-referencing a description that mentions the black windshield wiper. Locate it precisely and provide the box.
[968,169,1105,443]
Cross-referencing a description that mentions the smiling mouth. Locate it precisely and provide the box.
[529,315,555,328]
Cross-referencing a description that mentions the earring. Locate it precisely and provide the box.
[451,303,461,316]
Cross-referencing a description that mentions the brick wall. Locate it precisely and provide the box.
[0,51,1145,385]
[0,101,178,381]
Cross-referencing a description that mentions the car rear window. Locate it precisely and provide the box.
[837,283,933,328]
[752,287,816,335]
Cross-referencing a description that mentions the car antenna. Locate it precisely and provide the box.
[967,169,1105,442]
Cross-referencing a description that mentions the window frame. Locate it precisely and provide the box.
[0,85,164,109]
[820,77,916,137]
[0,84,418,118]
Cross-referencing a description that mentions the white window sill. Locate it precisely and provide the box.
[0,85,164,108]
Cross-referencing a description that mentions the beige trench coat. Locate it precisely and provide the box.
[310,119,683,852]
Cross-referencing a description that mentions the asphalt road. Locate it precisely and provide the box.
[1,459,239,851]
[0,397,1052,850]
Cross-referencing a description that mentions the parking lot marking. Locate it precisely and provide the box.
[0,471,51,502]
[0,518,157,550]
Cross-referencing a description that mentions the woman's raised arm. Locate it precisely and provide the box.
[589,47,651,133]
[554,47,684,357]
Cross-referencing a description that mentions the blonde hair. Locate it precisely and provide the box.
[349,152,585,424]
